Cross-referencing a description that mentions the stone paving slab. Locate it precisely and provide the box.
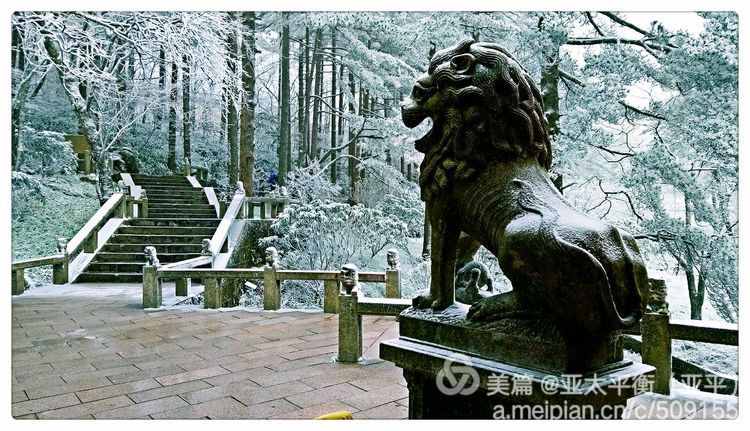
[12,283,737,420]
[12,284,407,419]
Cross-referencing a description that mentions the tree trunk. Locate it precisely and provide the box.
[167,59,178,171]
[157,46,166,147]
[684,196,704,319]
[11,25,24,70]
[540,51,560,138]
[226,15,239,186]
[239,12,257,194]
[277,12,291,186]
[347,68,360,203]
[298,27,311,167]
[42,35,110,201]
[182,54,191,168]
[329,26,338,184]
[11,28,33,170]
[297,38,305,171]
[220,89,227,148]
[309,29,324,161]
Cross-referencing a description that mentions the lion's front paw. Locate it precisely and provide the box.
[412,293,434,309]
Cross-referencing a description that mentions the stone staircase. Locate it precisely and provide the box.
[75,175,219,283]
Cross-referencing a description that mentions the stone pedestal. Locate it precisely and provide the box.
[380,304,655,419]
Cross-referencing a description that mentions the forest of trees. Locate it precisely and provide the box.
[11,12,738,323]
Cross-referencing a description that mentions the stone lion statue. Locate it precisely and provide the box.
[401,40,647,340]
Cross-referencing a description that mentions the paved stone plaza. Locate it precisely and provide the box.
[11,284,737,420]
[11,284,406,419]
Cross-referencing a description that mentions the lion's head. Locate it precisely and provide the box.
[401,40,552,201]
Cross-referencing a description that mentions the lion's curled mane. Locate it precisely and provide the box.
[415,40,552,201]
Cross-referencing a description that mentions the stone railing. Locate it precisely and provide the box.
[207,183,247,259]
[336,260,411,363]
[245,196,292,220]
[622,279,739,396]
[141,247,401,311]
[11,252,67,295]
[11,182,147,293]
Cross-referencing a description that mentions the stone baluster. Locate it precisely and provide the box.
[263,247,280,310]
[11,268,26,295]
[117,181,129,218]
[337,263,362,363]
[52,237,69,284]
[385,249,401,298]
[84,227,98,253]
[641,278,671,395]
[323,276,339,314]
[142,246,162,308]
[140,190,149,218]
[203,278,221,309]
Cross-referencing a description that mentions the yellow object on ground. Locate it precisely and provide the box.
[316,411,353,420]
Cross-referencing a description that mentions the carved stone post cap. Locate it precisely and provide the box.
[386,249,400,269]
[56,237,69,254]
[647,278,669,314]
[235,181,246,196]
[264,247,279,266]
[200,239,213,256]
[339,263,360,295]
[144,246,160,266]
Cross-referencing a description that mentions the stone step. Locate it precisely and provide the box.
[148,197,210,204]
[124,218,220,227]
[148,206,216,212]
[117,226,217,236]
[143,190,206,198]
[137,183,193,190]
[132,175,192,183]
[76,272,143,283]
[101,243,204,253]
[148,202,215,210]
[148,211,218,218]
[85,262,148,273]
[140,184,200,191]
[109,234,208,244]
[131,174,188,180]
[93,252,203,263]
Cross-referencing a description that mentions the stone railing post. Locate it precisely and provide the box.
[323,278,339,314]
[52,237,69,284]
[84,228,98,253]
[385,249,401,298]
[337,263,362,363]
[139,190,149,218]
[83,150,92,174]
[204,278,221,309]
[12,268,25,295]
[182,156,191,177]
[117,183,128,218]
[176,277,190,297]
[218,192,228,218]
[641,278,671,395]
[263,247,280,310]
[235,181,247,219]
[142,246,162,308]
